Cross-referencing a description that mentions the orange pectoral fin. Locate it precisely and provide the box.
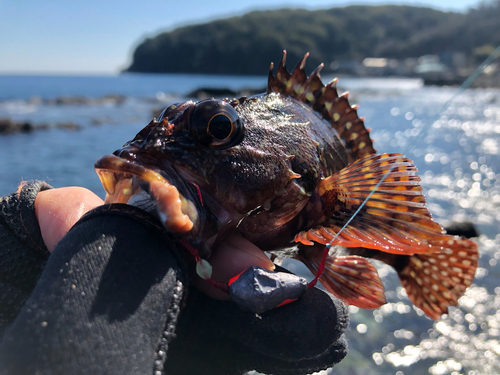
[296,153,453,254]
[300,255,386,309]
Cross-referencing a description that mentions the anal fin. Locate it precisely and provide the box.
[300,254,386,309]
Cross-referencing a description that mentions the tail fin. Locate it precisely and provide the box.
[300,254,387,309]
[398,237,477,320]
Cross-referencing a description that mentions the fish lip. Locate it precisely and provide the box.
[95,151,196,201]
[94,150,233,241]
[94,153,201,234]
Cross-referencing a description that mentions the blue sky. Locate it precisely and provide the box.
[0,0,481,74]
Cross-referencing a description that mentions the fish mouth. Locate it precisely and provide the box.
[95,154,198,234]
[95,154,276,299]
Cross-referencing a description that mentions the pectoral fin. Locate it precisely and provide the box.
[295,153,449,254]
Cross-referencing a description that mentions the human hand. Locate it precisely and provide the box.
[168,271,349,375]
[2,182,349,375]
[34,187,103,252]
[33,186,276,301]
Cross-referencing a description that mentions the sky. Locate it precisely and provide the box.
[0,0,482,74]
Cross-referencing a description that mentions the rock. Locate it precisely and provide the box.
[49,96,89,105]
[91,118,106,126]
[44,95,128,106]
[186,86,265,100]
[55,122,81,131]
[0,118,81,135]
[470,71,500,88]
[101,94,126,105]
[18,122,35,133]
[444,222,479,238]
[0,118,15,134]
[0,118,35,134]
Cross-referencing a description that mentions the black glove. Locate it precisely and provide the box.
[169,280,348,375]
[0,182,349,375]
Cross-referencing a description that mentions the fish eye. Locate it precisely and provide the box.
[207,114,233,140]
[189,100,244,149]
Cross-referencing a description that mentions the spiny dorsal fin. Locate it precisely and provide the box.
[267,50,377,162]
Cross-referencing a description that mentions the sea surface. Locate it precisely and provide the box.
[1,73,499,375]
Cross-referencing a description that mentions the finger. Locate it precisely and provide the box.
[35,187,104,252]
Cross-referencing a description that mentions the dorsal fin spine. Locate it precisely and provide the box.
[267,51,377,162]
[301,63,324,104]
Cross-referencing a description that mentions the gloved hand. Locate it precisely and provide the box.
[169,276,348,375]
[0,181,349,375]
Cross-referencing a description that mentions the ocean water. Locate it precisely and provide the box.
[0,73,499,375]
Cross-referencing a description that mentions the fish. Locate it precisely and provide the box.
[95,51,478,320]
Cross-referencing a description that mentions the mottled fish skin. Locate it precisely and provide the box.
[99,90,350,254]
[95,51,478,320]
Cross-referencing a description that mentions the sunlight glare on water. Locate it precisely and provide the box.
[336,85,500,375]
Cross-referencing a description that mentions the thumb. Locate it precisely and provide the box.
[35,187,104,252]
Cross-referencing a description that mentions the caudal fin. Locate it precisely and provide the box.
[300,254,387,309]
[398,237,477,320]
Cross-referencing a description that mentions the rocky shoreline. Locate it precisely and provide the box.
[0,118,81,134]
[0,94,128,107]
[2,77,498,136]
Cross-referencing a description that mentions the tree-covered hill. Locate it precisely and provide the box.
[126,2,500,75]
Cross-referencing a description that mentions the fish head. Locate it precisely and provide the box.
[95,94,329,253]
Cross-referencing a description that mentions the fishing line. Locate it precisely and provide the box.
[324,45,500,251]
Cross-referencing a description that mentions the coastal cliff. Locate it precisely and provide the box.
[126,3,500,78]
